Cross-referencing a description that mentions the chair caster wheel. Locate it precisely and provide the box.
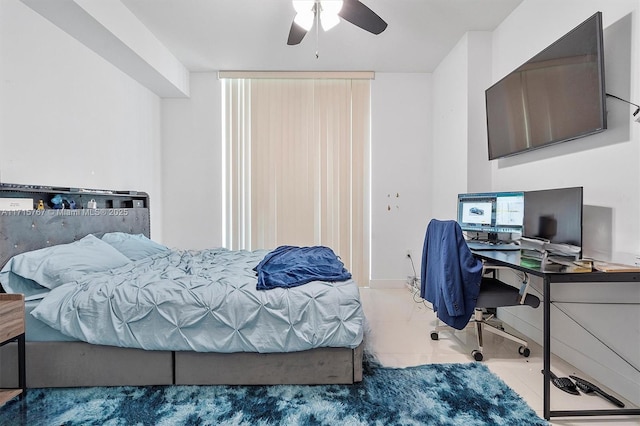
[430,332,439,340]
[518,346,530,357]
[472,350,483,361]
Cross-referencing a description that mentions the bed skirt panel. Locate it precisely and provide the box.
[0,341,173,388]
[0,342,364,387]
[175,344,363,385]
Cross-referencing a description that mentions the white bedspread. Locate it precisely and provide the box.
[31,248,364,353]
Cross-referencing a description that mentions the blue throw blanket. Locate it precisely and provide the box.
[255,245,352,290]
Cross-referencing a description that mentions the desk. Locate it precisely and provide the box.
[472,249,640,421]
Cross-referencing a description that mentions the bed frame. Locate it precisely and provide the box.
[0,184,363,387]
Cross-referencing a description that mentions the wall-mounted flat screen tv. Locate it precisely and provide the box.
[485,12,606,160]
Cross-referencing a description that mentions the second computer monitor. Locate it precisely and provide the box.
[457,191,525,239]
[523,186,583,249]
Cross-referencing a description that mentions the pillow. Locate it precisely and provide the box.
[0,272,49,300]
[0,234,131,290]
[101,232,169,261]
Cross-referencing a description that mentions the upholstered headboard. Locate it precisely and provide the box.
[0,183,150,269]
[0,209,150,269]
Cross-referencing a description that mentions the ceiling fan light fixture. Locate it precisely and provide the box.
[320,11,340,31]
[288,0,386,46]
[293,0,315,30]
[321,0,344,16]
[292,0,314,14]
[292,0,343,32]
[294,12,315,31]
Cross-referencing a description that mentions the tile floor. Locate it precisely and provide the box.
[359,287,639,426]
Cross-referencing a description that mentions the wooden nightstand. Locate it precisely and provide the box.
[0,294,25,406]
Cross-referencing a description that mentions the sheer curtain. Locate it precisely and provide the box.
[221,72,371,286]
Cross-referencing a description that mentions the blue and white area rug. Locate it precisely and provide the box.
[1,361,547,425]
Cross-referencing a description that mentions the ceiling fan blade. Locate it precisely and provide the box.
[287,21,309,45]
[338,0,388,35]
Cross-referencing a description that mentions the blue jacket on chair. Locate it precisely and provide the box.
[420,219,483,330]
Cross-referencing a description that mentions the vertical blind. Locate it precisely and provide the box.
[222,74,371,286]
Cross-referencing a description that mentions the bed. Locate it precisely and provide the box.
[0,185,364,388]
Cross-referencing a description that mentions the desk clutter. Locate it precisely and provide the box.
[519,236,591,272]
[592,260,640,273]
[517,237,640,273]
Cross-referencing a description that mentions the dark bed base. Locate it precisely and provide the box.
[0,341,363,388]
[175,345,364,385]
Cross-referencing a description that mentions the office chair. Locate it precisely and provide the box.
[420,219,540,361]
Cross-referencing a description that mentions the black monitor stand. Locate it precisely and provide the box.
[487,232,499,243]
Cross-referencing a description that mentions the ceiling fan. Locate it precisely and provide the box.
[287,0,388,46]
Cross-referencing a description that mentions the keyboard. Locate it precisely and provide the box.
[465,240,521,251]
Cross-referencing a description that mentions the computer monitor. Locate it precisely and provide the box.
[523,186,583,254]
[457,191,525,240]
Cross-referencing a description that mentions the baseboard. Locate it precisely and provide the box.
[368,279,406,289]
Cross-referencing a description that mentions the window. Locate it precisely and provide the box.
[221,72,371,285]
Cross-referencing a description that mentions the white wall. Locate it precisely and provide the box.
[431,32,495,222]
[0,0,163,238]
[430,35,469,221]
[161,72,223,249]
[430,0,640,406]
[370,73,432,287]
[465,32,493,192]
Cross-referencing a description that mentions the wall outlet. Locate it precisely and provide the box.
[406,249,412,258]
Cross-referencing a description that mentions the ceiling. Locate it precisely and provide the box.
[120,0,524,73]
